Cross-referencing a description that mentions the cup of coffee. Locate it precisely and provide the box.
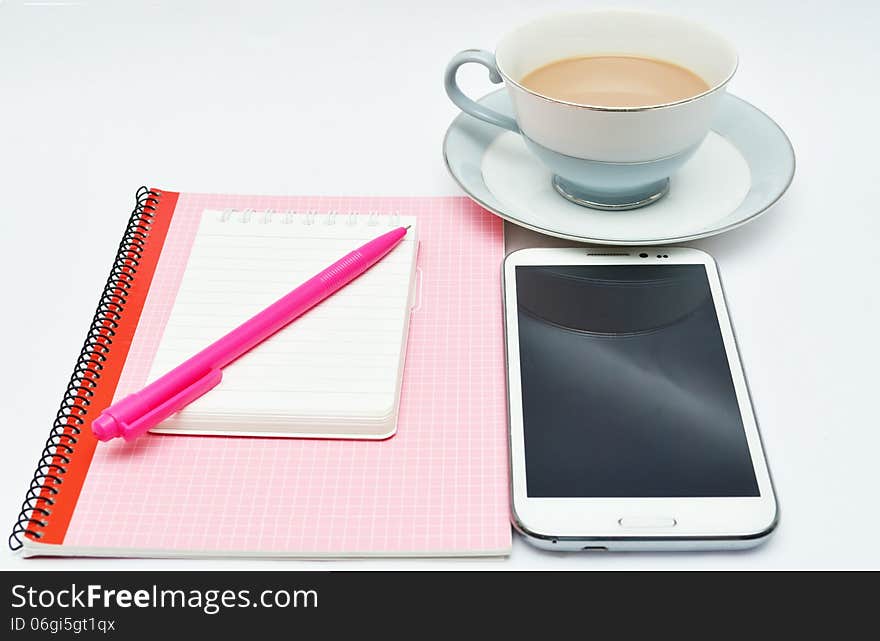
[444,11,737,210]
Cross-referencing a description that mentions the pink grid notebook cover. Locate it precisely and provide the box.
[62,193,511,555]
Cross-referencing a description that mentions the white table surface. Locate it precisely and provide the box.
[2,0,878,570]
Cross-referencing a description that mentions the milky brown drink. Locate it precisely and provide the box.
[520,55,710,108]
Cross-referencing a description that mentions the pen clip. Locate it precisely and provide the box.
[126,368,223,439]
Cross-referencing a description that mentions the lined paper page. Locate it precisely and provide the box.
[146,210,417,435]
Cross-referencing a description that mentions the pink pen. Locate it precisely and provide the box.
[91,225,411,442]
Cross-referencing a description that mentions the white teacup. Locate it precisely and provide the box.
[444,11,738,210]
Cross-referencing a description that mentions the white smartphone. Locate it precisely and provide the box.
[503,247,778,551]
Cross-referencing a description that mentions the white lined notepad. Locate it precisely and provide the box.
[146,209,418,438]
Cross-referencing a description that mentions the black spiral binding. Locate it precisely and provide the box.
[8,187,161,551]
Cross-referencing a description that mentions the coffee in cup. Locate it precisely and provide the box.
[520,55,710,109]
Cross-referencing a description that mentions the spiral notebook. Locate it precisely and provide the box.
[147,210,419,439]
[10,188,511,557]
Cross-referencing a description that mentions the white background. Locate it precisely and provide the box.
[1,0,877,570]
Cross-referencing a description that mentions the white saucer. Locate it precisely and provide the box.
[443,90,795,245]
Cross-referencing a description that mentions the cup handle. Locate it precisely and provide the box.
[444,49,520,133]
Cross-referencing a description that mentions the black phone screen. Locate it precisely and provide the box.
[515,264,760,498]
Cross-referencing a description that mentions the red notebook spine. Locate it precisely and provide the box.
[8,186,178,550]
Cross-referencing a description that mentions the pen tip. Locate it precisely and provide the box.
[404,225,411,231]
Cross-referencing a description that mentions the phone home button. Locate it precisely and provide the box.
[618,517,677,529]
